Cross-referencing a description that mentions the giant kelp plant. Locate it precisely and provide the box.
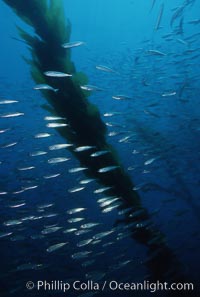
[3,0,192,290]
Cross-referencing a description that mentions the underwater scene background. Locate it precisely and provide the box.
[0,0,200,296]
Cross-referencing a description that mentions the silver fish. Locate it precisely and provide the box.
[44,116,66,121]
[0,191,8,195]
[150,0,156,11]
[29,215,43,221]
[4,219,23,226]
[1,142,18,148]
[91,240,101,245]
[62,41,85,49]
[129,209,147,219]
[112,95,132,100]
[115,260,132,269]
[94,186,112,194]
[44,71,72,77]
[108,131,120,137]
[133,185,143,191]
[96,65,116,73]
[1,112,24,118]
[18,166,35,171]
[93,231,113,240]
[97,196,116,203]
[46,242,68,253]
[0,100,18,104]
[37,203,53,208]
[9,203,26,208]
[49,143,73,150]
[77,239,93,247]
[43,213,58,218]
[30,151,47,156]
[43,173,60,179]
[41,227,62,234]
[12,189,25,194]
[79,178,95,185]
[72,251,92,259]
[100,197,120,207]
[98,165,119,173]
[147,49,166,56]
[102,203,121,213]
[0,128,10,134]
[119,136,131,143]
[48,157,70,164]
[103,112,123,117]
[81,223,100,229]
[75,229,92,235]
[67,208,86,214]
[102,242,114,248]
[17,263,43,271]
[46,123,68,128]
[144,157,157,165]
[68,218,84,223]
[21,215,35,221]
[68,167,87,173]
[80,85,104,92]
[63,228,77,233]
[103,112,114,117]
[154,3,164,31]
[177,38,188,45]
[90,150,109,157]
[116,229,130,238]
[34,133,51,138]
[188,19,200,25]
[68,186,85,193]
[74,146,95,152]
[170,5,185,28]
[162,91,176,97]
[34,84,58,92]
[0,232,13,238]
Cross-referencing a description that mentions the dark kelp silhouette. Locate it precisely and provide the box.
[3,0,194,291]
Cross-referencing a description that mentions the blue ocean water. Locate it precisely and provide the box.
[0,0,200,296]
